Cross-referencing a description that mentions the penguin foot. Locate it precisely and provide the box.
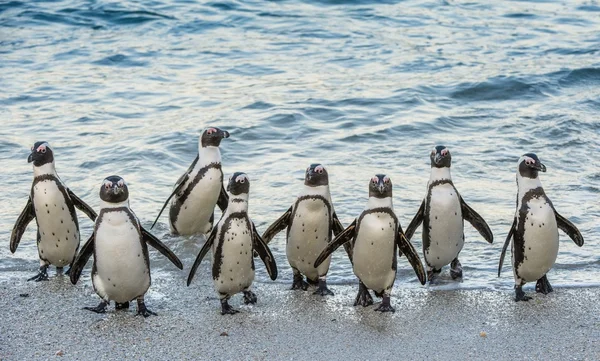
[427,268,441,284]
[313,279,334,296]
[535,275,553,295]
[450,258,463,280]
[115,302,130,310]
[56,267,64,275]
[514,286,532,302]
[64,267,72,276]
[243,290,257,304]
[291,273,309,291]
[27,266,49,282]
[374,295,395,313]
[220,300,239,315]
[136,299,157,317]
[84,301,108,314]
[353,282,374,307]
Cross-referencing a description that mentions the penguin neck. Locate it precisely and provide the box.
[429,166,452,182]
[366,196,393,210]
[198,146,221,167]
[517,175,543,198]
[33,162,58,178]
[300,184,331,199]
[226,194,249,213]
[99,199,130,210]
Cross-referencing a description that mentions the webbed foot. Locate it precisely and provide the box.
[374,295,395,313]
[535,275,553,295]
[313,278,334,296]
[353,282,373,307]
[291,273,309,291]
[220,299,239,315]
[515,285,532,302]
[84,301,108,314]
[28,265,49,282]
[427,268,441,284]
[243,290,257,304]
[136,298,157,317]
[115,302,130,310]
[450,258,463,280]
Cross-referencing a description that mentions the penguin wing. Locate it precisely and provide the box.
[251,223,278,280]
[67,189,97,221]
[314,219,357,268]
[261,207,292,245]
[216,183,229,212]
[460,196,493,244]
[497,217,516,277]
[396,227,427,285]
[555,211,584,247]
[69,234,95,285]
[404,200,424,241]
[140,226,183,270]
[332,213,353,264]
[10,197,36,253]
[187,226,217,286]
[151,155,199,229]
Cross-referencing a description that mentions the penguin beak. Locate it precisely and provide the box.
[27,151,35,163]
[377,181,385,194]
[434,153,443,165]
[221,130,230,139]
[112,185,122,195]
[535,162,547,172]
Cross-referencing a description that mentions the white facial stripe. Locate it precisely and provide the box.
[103,180,112,188]
[236,174,248,183]
[117,179,125,187]
[37,142,50,152]
[520,156,535,165]
[383,176,390,183]
[206,127,217,135]
[315,165,324,173]
[371,176,379,183]
[441,148,449,156]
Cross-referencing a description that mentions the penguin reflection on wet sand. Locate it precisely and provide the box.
[152,127,230,236]
[405,146,493,282]
[315,175,426,312]
[70,176,183,317]
[11,142,97,281]
[498,153,584,302]
[261,164,347,296]
[187,172,277,315]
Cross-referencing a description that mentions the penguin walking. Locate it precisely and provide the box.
[498,153,584,301]
[314,175,426,312]
[70,176,183,317]
[187,172,277,315]
[405,146,493,282]
[261,164,346,296]
[152,127,230,236]
[10,142,97,281]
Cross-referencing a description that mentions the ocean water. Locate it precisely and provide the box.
[1,0,599,292]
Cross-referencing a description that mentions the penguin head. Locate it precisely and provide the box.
[369,174,392,198]
[200,127,230,148]
[305,164,329,187]
[518,153,546,179]
[99,175,129,203]
[227,172,250,195]
[430,145,451,168]
[28,141,54,167]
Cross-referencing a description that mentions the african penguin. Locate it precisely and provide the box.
[262,164,346,296]
[498,153,584,302]
[314,175,426,312]
[152,127,230,236]
[187,172,277,315]
[405,146,493,282]
[10,141,97,281]
[69,176,183,317]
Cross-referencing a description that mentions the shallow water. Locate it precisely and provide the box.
[1,0,599,291]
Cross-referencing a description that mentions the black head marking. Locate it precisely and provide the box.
[518,153,546,179]
[305,164,329,187]
[200,127,230,148]
[99,175,129,203]
[227,172,249,195]
[430,145,451,168]
[28,141,54,167]
[369,174,393,198]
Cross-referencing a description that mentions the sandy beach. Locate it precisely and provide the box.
[1,263,599,361]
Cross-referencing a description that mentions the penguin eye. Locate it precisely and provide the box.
[117,180,124,187]
[441,149,448,156]
[39,147,46,154]
[207,128,216,135]
[239,178,245,183]
[431,149,436,156]
[315,166,324,174]
[371,177,378,184]
[384,177,390,184]
[104,182,111,190]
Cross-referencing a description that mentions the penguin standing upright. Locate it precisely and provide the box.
[261,164,346,296]
[498,153,584,301]
[315,175,426,312]
[405,146,493,282]
[70,176,183,316]
[10,141,97,281]
[187,172,277,315]
[152,127,230,236]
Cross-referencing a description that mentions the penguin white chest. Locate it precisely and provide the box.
[352,212,397,293]
[516,198,559,282]
[286,198,331,280]
[33,180,79,267]
[93,211,150,303]
[426,184,463,268]
[213,217,255,297]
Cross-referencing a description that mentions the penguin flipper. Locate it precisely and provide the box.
[498,217,516,277]
[261,207,292,245]
[10,197,35,253]
[314,219,356,268]
[396,228,427,285]
[216,183,229,212]
[332,213,353,264]
[67,189,97,221]
[141,227,183,270]
[554,211,584,247]
[187,226,217,286]
[404,200,424,241]
[251,223,278,280]
[460,196,493,244]
[70,234,94,285]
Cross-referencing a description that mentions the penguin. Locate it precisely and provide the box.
[261,164,347,296]
[314,175,426,312]
[498,153,584,302]
[152,127,230,236]
[187,172,277,315]
[405,146,493,282]
[10,141,97,281]
[69,176,183,317]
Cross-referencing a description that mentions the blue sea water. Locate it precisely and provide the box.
[1,0,599,292]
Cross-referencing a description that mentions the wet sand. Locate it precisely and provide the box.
[1,267,599,361]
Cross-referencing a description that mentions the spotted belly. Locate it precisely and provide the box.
[425,184,464,269]
[213,218,254,297]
